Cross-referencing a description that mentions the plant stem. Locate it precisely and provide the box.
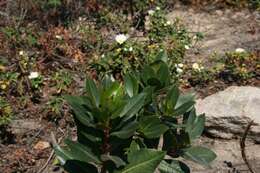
[101,126,111,173]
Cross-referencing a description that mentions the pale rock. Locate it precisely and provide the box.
[34,141,50,150]
[196,86,260,142]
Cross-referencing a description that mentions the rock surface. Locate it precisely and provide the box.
[10,119,41,134]
[167,6,260,63]
[196,86,260,142]
[189,137,260,173]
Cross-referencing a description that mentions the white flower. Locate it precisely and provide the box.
[19,51,25,56]
[129,47,133,52]
[176,68,183,73]
[101,54,105,58]
[78,17,86,21]
[178,63,184,68]
[156,7,160,10]
[235,48,246,53]
[192,63,200,70]
[55,35,62,40]
[110,76,115,82]
[193,35,198,40]
[184,45,190,50]
[123,47,128,51]
[166,21,171,25]
[148,10,155,15]
[115,34,129,44]
[28,72,39,79]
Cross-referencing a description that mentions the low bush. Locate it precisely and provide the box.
[54,60,216,173]
[0,97,13,126]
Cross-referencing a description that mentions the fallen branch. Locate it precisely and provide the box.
[240,120,255,173]
[36,132,62,173]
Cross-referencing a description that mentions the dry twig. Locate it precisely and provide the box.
[240,120,255,173]
[36,132,62,173]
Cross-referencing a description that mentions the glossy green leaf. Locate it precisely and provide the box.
[172,101,195,117]
[54,139,101,165]
[85,78,100,107]
[102,81,121,99]
[185,109,205,140]
[63,160,98,173]
[64,95,94,127]
[165,86,179,112]
[159,160,190,173]
[80,131,102,143]
[112,93,146,119]
[117,149,166,173]
[101,155,126,168]
[157,62,170,86]
[175,93,195,109]
[124,74,139,97]
[127,140,140,154]
[142,65,155,84]
[139,116,169,139]
[155,50,168,63]
[111,121,139,139]
[182,146,216,167]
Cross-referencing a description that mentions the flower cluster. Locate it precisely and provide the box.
[175,63,184,74]
[115,34,129,44]
[192,63,204,72]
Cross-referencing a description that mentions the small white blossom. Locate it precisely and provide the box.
[123,47,128,51]
[55,35,62,40]
[184,45,190,50]
[235,48,246,53]
[178,63,184,68]
[129,47,133,52]
[156,7,160,10]
[115,34,129,44]
[148,10,155,15]
[19,51,25,56]
[110,76,115,82]
[166,21,171,25]
[192,63,200,70]
[176,68,183,73]
[101,54,105,58]
[78,17,86,21]
[28,72,39,79]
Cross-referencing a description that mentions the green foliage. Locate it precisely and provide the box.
[0,71,19,91]
[51,70,73,93]
[249,0,260,9]
[54,62,216,173]
[93,8,194,80]
[30,75,44,90]
[225,0,260,9]
[46,96,64,116]
[0,97,13,126]
[186,63,213,86]
[216,51,258,82]
[47,0,62,7]
[1,26,38,47]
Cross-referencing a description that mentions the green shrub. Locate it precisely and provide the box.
[0,97,13,126]
[53,60,216,173]
[51,70,73,94]
[216,51,258,82]
[93,9,193,81]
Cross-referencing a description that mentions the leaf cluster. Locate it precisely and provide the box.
[54,59,216,173]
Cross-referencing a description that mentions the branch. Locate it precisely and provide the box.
[240,120,255,173]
